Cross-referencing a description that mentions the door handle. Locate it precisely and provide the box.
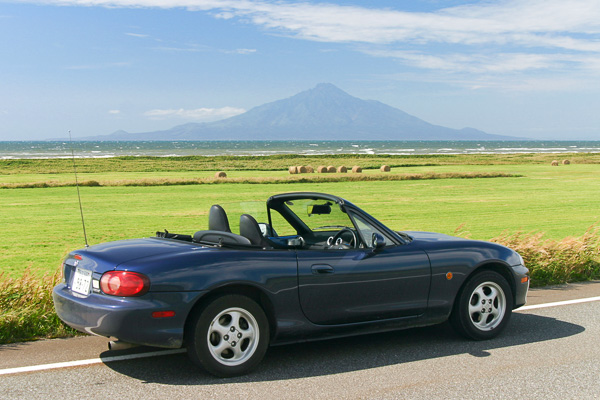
[311,264,335,274]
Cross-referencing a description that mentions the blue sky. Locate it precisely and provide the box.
[1,0,600,140]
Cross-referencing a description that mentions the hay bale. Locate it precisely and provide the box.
[305,166,314,173]
[327,165,336,173]
[351,166,362,173]
[551,160,559,166]
[337,166,347,173]
[298,166,307,174]
[317,165,328,173]
[215,171,227,178]
[562,159,571,165]
[380,165,391,172]
[288,166,298,174]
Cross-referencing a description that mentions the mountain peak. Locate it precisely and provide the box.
[88,84,522,141]
[313,82,343,92]
[304,83,350,97]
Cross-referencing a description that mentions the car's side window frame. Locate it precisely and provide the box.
[346,209,402,248]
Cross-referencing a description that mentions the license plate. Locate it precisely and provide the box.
[72,268,92,295]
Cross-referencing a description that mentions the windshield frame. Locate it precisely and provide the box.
[266,192,406,246]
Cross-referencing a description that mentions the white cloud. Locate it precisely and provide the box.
[143,106,246,121]
[108,109,120,114]
[125,32,149,38]
[150,45,208,52]
[65,61,131,70]
[365,49,590,74]
[20,1,600,80]
[214,11,235,20]
[28,1,600,47]
[222,48,256,54]
[383,68,600,92]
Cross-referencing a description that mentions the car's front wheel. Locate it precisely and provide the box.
[450,270,513,340]
[187,294,270,377]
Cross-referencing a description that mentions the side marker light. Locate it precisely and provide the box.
[446,272,453,280]
[152,311,176,319]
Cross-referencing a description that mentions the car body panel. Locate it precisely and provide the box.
[53,192,529,350]
[297,245,431,325]
[53,282,205,348]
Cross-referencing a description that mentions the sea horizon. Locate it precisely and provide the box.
[1,140,599,159]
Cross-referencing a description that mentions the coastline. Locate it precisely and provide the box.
[1,140,600,159]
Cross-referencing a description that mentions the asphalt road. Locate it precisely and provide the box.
[1,281,600,399]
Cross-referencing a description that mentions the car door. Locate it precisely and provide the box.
[297,243,431,325]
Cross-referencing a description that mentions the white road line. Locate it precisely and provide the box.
[0,348,186,376]
[2,295,600,377]
[515,296,600,312]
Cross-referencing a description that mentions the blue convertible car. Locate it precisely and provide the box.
[53,192,529,377]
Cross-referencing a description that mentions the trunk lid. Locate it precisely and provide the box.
[62,238,197,292]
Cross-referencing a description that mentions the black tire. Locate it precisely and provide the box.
[450,270,513,340]
[187,294,270,377]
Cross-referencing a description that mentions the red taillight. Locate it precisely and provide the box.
[100,271,150,297]
[74,254,83,260]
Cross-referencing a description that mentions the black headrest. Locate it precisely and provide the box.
[209,204,231,233]
[239,214,270,248]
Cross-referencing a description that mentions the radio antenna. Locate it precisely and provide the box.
[68,130,89,248]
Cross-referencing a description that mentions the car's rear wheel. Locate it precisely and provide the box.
[187,294,269,377]
[450,270,513,340]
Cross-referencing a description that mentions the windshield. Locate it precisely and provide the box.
[269,198,355,235]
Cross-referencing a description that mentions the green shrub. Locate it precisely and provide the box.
[0,269,79,344]
[490,227,600,287]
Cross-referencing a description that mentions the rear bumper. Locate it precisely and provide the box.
[53,283,206,348]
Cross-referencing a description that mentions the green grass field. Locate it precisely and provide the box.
[1,151,599,175]
[1,157,599,277]
[1,153,599,343]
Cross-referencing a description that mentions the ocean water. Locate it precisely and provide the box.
[1,140,599,159]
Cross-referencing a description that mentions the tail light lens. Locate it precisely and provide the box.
[100,271,150,297]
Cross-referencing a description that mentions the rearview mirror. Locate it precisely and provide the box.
[372,233,386,250]
[307,203,331,216]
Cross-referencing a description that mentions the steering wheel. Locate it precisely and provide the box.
[329,227,357,249]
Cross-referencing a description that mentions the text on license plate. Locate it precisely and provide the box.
[72,268,92,295]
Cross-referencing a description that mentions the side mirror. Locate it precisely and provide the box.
[372,233,386,250]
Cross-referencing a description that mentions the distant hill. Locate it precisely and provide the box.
[84,83,521,141]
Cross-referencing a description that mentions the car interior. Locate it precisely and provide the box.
[156,196,390,250]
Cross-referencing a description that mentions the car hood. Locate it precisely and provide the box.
[402,231,467,243]
[69,237,198,273]
[402,231,522,266]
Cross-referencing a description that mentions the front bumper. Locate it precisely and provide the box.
[511,264,530,309]
[53,283,206,348]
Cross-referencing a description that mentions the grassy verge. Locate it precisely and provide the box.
[2,152,599,175]
[490,227,600,287]
[0,171,519,188]
[0,269,78,344]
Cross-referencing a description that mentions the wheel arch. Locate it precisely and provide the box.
[183,283,277,346]
[463,261,517,306]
